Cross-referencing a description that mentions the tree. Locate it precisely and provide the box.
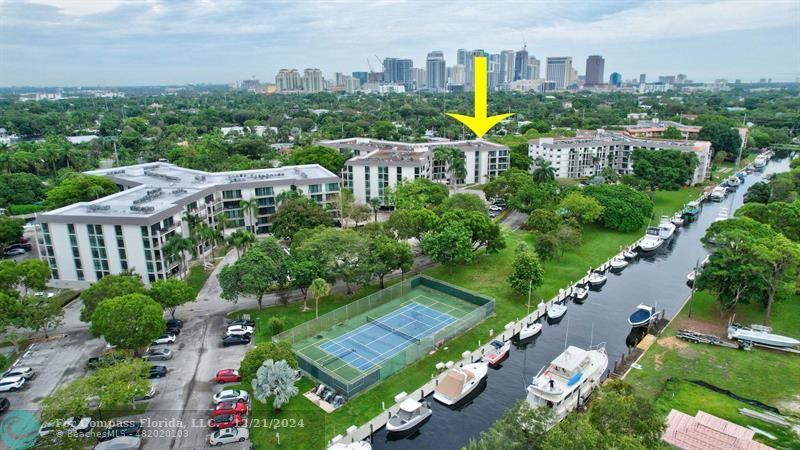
[527,209,560,234]
[737,200,800,242]
[348,203,372,227]
[268,317,284,336]
[385,208,439,240]
[309,278,330,318]
[483,169,535,203]
[367,197,382,222]
[287,145,349,173]
[466,400,551,450]
[16,294,64,338]
[509,182,559,213]
[439,193,487,214]
[438,209,506,253]
[271,195,333,240]
[239,341,297,383]
[79,273,146,323]
[239,199,259,233]
[252,359,299,412]
[89,294,165,352]
[584,184,654,232]
[508,245,544,294]
[44,174,117,209]
[218,245,278,309]
[0,293,22,335]
[555,223,582,255]
[744,181,772,204]
[369,236,413,288]
[699,122,742,157]
[149,279,196,319]
[531,158,556,183]
[584,380,665,449]
[17,259,51,297]
[558,192,603,224]
[226,229,256,258]
[536,232,560,261]
[0,172,44,206]
[433,146,466,188]
[421,222,473,274]
[661,126,683,139]
[0,216,23,250]
[293,228,371,293]
[630,149,699,190]
[162,235,196,278]
[286,251,326,301]
[92,359,151,411]
[390,179,449,210]
[41,376,95,422]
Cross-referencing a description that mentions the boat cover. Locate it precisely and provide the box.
[567,371,583,386]
[436,368,473,400]
[629,309,651,324]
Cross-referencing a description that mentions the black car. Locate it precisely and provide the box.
[227,319,255,328]
[149,366,167,379]
[166,319,184,329]
[98,421,142,441]
[222,335,251,347]
[166,324,181,335]
[0,397,9,413]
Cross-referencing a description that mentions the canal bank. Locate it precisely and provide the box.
[368,157,791,450]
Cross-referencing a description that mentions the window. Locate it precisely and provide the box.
[346,166,353,189]
[256,197,275,206]
[326,182,339,192]
[87,224,109,279]
[255,187,274,196]
[42,223,59,279]
[309,184,322,194]
[222,190,242,200]
[414,167,420,179]
[364,169,370,201]
[378,167,389,200]
[115,225,128,272]
[396,167,402,182]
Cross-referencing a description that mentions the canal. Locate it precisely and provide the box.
[371,157,791,450]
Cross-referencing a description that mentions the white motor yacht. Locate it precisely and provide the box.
[710,186,727,202]
[571,285,589,302]
[518,320,543,340]
[526,345,608,425]
[622,247,637,259]
[609,257,628,271]
[587,271,607,287]
[433,363,488,406]
[547,302,567,320]
[628,304,661,327]
[658,216,676,241]
[386,398,432,433]
[671,213,685,227]
[639,227,663,252]
[727,323,800,348]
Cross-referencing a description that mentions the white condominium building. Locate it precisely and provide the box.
[528,131,711,185]
[319,138,510,204]
[36,163,339,288]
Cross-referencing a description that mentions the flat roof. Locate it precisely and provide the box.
[320,138,508,166]
[38,162,338,225]
[530,132,710,152]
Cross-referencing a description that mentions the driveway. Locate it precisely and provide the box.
[501,210,528,231]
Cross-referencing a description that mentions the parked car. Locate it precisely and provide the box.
[166,324,181,335]
[143,348,172,361]
[211,400,248,417]
[151,334,176,345]
[0,376,25,392]
[6,243,32,252]
[148,366,167,379]
[64,416,92,432]
[225,325,253,337]
[1,367,34,379]
[3,247,25,257]
[133,385,156,402]
[166,318,184,329]
[488,210,500,218]
[0,397,9,413]
[227,319,255,327]
[222,335,250,347]
[208,426,249,446]
[208,414,243,430]
[94,436,141,450]
[87,353,129,369]
[33,291,55,299]
[214,369,241,384]
[212,390,249,404]
[98,421,143,441]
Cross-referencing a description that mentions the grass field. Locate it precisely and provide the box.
[235,188,701,449]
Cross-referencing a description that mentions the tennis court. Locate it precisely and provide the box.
[275,276,495,397]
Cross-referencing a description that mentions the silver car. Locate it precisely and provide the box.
[143,348,173,361]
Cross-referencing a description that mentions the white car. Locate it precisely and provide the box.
[64,416,92,432]
[0,376,25,392]
[225,325,254,337]
[151,334,176,345]
[1,366,34,379]
[133,384,157,402]
[212,389,249,404]
[209,426,249,445]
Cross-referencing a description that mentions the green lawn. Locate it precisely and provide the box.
[650,186,705,218]
[186,265,211,294]
[234,188,700,449]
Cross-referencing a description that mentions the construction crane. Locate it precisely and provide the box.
[366,58,374,74]
[374,54,385,69]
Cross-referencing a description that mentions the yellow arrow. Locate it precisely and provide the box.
[447,56,514,138]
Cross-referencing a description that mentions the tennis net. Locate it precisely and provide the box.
[366,315,420,343]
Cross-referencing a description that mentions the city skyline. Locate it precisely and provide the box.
[1,0,798,86]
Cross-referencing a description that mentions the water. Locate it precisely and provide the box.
[371,158,791,450]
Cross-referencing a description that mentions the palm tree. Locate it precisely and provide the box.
[368,197,381,222]
[182,210,202,232]
[433,146,467,188]
[239,199,259,233]
[162,234,196,278]
[532,158,556,183]
[309,278,330,318]
[226,229,256,258]
[192,223,222,267]
[215,214,233,236]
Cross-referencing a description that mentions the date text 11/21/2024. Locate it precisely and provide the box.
[191,418,306,429]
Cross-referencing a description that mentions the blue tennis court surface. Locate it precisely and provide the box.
[320,302,456,371]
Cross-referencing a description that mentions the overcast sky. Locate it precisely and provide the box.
[1,0,799,87]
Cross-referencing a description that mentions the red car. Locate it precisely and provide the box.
[208,414,243,429]
[214,369,241,384]
[211,400,248,417]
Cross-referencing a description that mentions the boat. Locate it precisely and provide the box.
[753,156,767,170]
[627,304,661,327]
[525,345,608,425]
[587,271,607,287]
[547,302,568,321]
[386,398,432,433]
[328,441,372,450]
[727,322,800,348]
[638,227,663,252]
[682,200,702,222]
[571,285,589,303]
[622,247,637,259]
[727,175,741,188]
[433,362,488,406]
[518,320,543,341]
[483,339,511,367]
[670,212,685,227]
[609,257,628,271]
[686,269,696,286]
[658,216,676,241]
[709,186,727,202]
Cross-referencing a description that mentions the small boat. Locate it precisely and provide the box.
[710,186,727,202]
[686,269,697,286]
[658,216,676,241]
[547,302,567,320]
[571,286,589,303]
[639,226,663,252]
[753,156,766,170]
[386,398,432,433]
[671,212,685,227]
[683,200,701,222]
[518,320,543,341]
[587,271,607,287]
[433,362,488,406]
[728,322,800,348]
[622,248,637,259]
[628,304,661,327]
[483,339,511,367]
[609,257,628,271]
